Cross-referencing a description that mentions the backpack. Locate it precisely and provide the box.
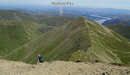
[39,57,44,63]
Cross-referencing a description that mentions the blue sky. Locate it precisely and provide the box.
[0,0,130,9]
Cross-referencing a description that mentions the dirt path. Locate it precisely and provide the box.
[0,60,130,75]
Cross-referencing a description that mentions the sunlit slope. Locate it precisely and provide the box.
[4,17,130,65]
[85,20,130,64]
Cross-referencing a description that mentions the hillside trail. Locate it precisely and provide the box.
[0,60,130,75]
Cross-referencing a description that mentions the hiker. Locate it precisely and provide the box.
[37,54,44,64]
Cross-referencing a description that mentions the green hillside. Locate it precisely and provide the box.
[106,24,130,40]
[5,17,91,63]
[0,10,43,56]
[0,20,43,55]
[0,10,73,58]
[2,17,130,65]
[0,24,26,55]
[85,21,130,64]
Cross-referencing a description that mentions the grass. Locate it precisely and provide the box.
[106,24,130,40]
[0,12,130,65]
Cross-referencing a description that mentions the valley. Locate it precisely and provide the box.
[0,0,130,74]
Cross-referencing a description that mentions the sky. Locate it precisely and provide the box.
[0,0,130,9]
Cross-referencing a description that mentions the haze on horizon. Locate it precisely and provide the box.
[0,0,130,10]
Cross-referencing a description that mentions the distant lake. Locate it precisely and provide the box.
[91,15,112,24]
[96,18,111,24]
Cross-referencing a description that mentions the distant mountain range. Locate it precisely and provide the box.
[1,5,130,22]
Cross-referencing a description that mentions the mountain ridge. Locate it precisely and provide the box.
[2,17,130,65]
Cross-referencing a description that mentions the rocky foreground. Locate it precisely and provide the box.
[0,60,130,75]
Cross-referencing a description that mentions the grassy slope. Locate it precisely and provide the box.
[6,17,91,64]
[0,21,43,55]
[0,11,44,56]
[103,15,130,40]
[0,10,72,58]
[106,24,130,40]
[4,17,130,65]
[0,24,26,55]
[85,21,130,64]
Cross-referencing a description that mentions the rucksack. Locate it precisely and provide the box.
[39,57,44,63]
